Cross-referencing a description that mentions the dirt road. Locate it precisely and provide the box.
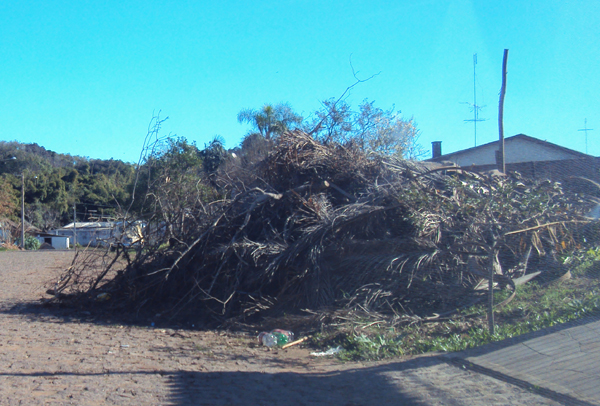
[0,250,559,405]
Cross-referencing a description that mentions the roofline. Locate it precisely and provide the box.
[36,232,71,238]
[428,134,593,161]
[57,223,116,230]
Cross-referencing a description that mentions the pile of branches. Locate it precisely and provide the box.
[53,131,599,325]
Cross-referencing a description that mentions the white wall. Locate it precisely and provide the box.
[445,139,582,166]
[36,236,70,249]
[56,228,113,246]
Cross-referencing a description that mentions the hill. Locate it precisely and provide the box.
[0,140,135,230]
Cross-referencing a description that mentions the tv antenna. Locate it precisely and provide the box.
[578,118,593,154]
[463,53,487,146]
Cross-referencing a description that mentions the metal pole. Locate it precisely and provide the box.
[578,118,594,155]
[21,173,25,249]
[463,53,486,146]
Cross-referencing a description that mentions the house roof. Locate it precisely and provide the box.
[58,222,115,230]
[37,232,71,238]
[428,134,592,162]
[0,219,19,229]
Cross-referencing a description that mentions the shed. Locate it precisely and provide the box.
[35,232,70,250]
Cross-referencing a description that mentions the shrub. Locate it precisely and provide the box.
[14,236,41,250]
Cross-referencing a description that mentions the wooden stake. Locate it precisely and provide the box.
[281,336,309,349]
[487,237,502,335]
[488,248,495,335]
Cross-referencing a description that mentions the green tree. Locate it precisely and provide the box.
[200,136,226,175]
[237,103,302,140]
[131,136,218,242]
[25,202,60,231]
[151,137,203,183]
[0,140,135,227]
[0,175,18,220]
[306,99,425,159]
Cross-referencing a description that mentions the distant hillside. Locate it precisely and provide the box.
[0,141,136,230]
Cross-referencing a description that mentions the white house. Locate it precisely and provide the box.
[428,134,591,167]
[50,221,146,247]
[52,222,115,247]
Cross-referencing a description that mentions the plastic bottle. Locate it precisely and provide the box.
[270,331,287,346]
[258,332,277,348]
[271,329,294,345]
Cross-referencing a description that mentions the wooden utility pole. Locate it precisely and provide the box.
[21,173,25,249]
[498,49,509,173]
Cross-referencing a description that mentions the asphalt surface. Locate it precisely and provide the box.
[447,315,600,405]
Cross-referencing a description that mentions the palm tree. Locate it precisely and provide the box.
[237,103,302,140]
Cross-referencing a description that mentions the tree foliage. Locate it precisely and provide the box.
[306,98,425,159]
[0,175,18,220]
[237,103,303,140]
[0,94,425,235]
[199,136,227,175]
[130,135,220,244]
[0,141,135,230]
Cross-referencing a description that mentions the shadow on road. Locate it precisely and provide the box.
[165,365,429,406]
[0,359,448,406]
[0,299,181,330]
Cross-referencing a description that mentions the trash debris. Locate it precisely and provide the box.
[258,330,295,347]
[271,329,294,345]
[310,346,342,357]
[258,332,277,348]
[281,336,309,349]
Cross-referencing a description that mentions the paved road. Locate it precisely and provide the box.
[448,316,600,406]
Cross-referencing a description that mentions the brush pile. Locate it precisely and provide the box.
[53,131,598,325]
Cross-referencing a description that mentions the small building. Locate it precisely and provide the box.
[52,222,116,247]
[49,221,146,248]
[35,232,70,250]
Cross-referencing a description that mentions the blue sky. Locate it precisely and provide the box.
[0,0,598,162]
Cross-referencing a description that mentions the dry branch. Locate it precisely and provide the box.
[52,130,599,327]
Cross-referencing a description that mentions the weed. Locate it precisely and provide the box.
[336,332,405,361]
[313,249,600,361]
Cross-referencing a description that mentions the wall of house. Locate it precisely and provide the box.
[52,237,70,249]
[0,229,10,243]
[36,236,70,249]
[444,139,583,167]
[469,157,600,190]
[56,228,113,247]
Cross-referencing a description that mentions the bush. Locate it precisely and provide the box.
[14,236,41,250]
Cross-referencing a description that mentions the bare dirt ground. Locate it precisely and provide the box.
[0,250,560,405]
